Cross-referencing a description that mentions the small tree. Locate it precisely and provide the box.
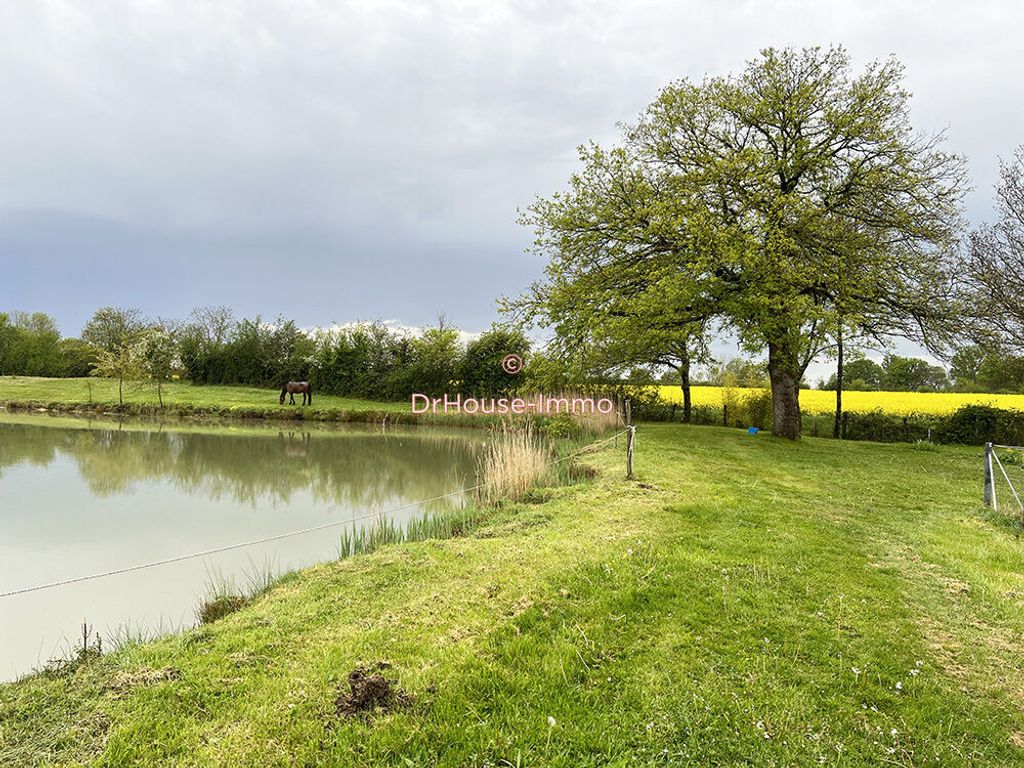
[139,329,178,407]
[92,341,145,405]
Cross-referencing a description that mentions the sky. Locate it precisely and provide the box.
[2,0,1022,378]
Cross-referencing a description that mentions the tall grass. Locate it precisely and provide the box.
[196,557,291,625]
[475,421,556,506]
[338,506,485,558]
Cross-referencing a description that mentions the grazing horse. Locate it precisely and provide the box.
[280,381,313,406]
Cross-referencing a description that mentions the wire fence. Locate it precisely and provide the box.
[0,428,631,600]
[984,442,1024,518]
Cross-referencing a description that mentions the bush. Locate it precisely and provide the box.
[937,404,1024,445]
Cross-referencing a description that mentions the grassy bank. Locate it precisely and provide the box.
[0,376,410,424]
[3,425,1024,765]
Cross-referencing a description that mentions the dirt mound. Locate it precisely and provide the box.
[335,662,412,717]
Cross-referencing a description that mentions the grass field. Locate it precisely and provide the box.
[659,385,1024,416]
[0,376,406,416]
[3,424,1024,765]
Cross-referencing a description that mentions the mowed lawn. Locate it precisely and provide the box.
[3,425,1024,765]
[0,376,406,414]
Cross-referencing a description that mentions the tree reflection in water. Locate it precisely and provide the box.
[0,417,482,512]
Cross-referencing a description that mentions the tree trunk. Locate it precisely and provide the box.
[833,331,843,439]
[118,376,123,406]
[679,360,692,424]
[767,340,801,439]
[158,381,163,408]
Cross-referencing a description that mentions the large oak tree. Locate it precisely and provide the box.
[514,47,964,438]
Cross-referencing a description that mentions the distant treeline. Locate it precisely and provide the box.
[6,305,1024,400]
[648,350,1024,395]
[0,307,539,399]
[0,312,94,378]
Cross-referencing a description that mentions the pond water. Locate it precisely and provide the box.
[0,413,481,681]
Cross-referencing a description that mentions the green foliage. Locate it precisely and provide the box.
[881,354,949,392]
[938,404,1024,446]
[700,358,769,388]
[459,327,529,396]
[514,46,965,439]
[138,328,180,406]
[0,312,96,377]
[407,321,462,396]
[951,344,1024,392]
[81,306,143,353]
[822,356,885,391]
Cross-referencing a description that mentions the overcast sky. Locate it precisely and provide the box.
[2,0,1022,373]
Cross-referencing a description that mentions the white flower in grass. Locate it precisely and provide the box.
[852,666,861,676]
[895,681,903,692]
[547,716,557,728]
[909,668,920,677]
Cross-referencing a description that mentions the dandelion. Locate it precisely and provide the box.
[548,716,557,727]
[895,681,903,692]
[852,666,861,676]
[909,668,920,677]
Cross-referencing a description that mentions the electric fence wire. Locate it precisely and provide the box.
[0,429,629,599]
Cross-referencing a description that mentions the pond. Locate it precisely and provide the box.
[0,413,482,681]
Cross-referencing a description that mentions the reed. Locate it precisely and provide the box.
[338,505,485,559]
[475,421,556,506]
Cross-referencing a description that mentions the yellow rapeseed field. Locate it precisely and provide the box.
[657,385,1024,416]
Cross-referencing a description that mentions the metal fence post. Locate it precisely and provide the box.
[984,442,994,508]
[626,425,636,480]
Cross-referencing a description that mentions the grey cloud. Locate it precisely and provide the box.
[1,0,1021,340]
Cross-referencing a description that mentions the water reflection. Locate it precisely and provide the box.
[0,414,481,681]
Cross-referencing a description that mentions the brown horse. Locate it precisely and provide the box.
[280,381,313,406]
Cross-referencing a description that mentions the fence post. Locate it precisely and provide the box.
[626,425,636,480]
[984,442,994,508]
[624,400,635,479]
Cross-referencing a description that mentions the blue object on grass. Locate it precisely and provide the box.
[747,427,759,435]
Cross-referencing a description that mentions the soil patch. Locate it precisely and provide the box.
[335,662,412,718]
